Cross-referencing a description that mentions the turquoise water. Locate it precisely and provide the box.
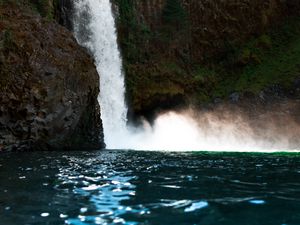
[0,150,300,225]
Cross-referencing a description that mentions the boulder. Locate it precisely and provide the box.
[0,4,105,151]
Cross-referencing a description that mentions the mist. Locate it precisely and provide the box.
[110,104,300,152]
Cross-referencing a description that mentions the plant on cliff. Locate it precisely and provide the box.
[29,0,55,19]
[0,29,15,89]
[210,17,300,98]
[115,0,300,115]
[162,0,186,28]
[0,0,55,19]
[114,0,152,63]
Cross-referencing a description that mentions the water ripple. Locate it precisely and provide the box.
[0,151,300,224]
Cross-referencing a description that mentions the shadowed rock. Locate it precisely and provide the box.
[0,3,105,151]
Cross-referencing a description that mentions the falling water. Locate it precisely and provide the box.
[73,0,128,148]
[72,0,300,151]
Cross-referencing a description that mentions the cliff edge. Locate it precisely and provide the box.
[0,2,105,151]
[113,0,300,117]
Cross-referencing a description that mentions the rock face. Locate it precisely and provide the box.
[0,3,105,151]
[113,0,300,117]
[116,0,299,62]
[55,0,74,30]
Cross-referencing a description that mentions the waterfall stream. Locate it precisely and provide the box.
[72,0,299,151]
[73,0,128,148]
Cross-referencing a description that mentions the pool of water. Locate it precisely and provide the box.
[0,150,300,225]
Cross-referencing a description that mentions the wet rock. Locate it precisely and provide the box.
[229,92,240,103]
[294,78,300,96]
[0,4,105,151]
[55,0,74,30]
[213,98,222,104]
[113,0,300,115]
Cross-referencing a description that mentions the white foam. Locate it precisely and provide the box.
[73,0,128,148]
[73,1,300,152]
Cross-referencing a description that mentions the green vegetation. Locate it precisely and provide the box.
[114,0,300,113]
[0,29,15,89]
[114,0,153,63]
[29,0,56,19]
[0,0,56,20]
[0,0,56,90]
[162,0,187,30]
[114,0,193,111]
[212,17,300,98]
[1,0,300,114]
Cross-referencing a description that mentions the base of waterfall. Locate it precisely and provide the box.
[105,108,300,152]
[71,0,300,153]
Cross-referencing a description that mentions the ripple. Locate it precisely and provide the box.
[249,200,266,205]
[161,185,181,189]
[82,184,102,191]
[1,150,300,225]
[184,201,209,212]
[41,212,50,217]
[160,199,192,208]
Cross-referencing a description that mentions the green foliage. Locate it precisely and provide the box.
[162,0,187,28]
[0,29,15,53]
[114,0,153,63]
[256,34,272,49]
[193,66,216,82]
[29,0,54,19]
[116,0,300,112]
[210,17,300,98]
[161,61,184,74]
[0,0,55,19]
[2,30,13,48]
[115,0,135,26]
[0,0,13,4]
[0,29,15,89]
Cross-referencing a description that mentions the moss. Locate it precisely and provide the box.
[115,2,300,114]
[162,0,187,30]
[257,34,272,49]
[210,17,300,97]
[0,29,15,89]
[192,66,216,82]
[0,0,55,19]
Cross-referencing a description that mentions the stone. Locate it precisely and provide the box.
[229,92,240,103]
[0,4,105,151]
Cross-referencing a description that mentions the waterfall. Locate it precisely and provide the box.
[72,0,298,152]
[73,0,128,148]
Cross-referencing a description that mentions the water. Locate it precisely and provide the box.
[73,0,128,148]
[72,0,300,151]
[1,150,300,225]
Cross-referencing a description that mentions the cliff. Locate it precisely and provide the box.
[0,2,105,151]
[113,0,300,117]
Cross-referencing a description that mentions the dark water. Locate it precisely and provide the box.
[1,150,300,225]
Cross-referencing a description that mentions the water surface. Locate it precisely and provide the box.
[1,150,300,225]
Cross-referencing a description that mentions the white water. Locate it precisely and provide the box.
[73,0,300,152]
[73,0,128,148]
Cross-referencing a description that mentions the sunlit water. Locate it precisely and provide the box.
[1,150,300,225]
